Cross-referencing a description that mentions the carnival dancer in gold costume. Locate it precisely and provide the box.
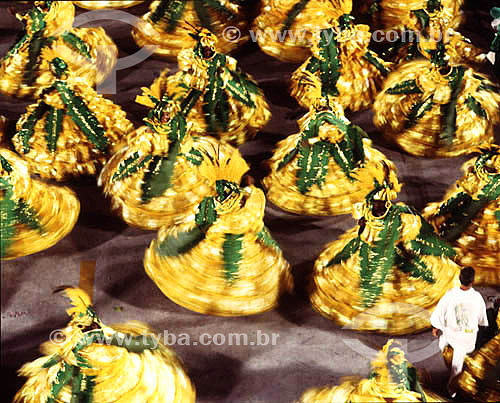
[144,156,293,316]
[309,162,460,334]
[263,86,397,216]
[424,145,500,286]
[297,339,449,402]
[99,91,246,230]
[373,19,500,158]
[132,0,248,60]
[13,287,196,403]
[74,1,145,10]
[441,299,499,401]
[0,1,117,99]
[290,3,392,112]
[12,56,133,181]
[0,148,79,260]
[148,27,270,146]
[253,0,350,62]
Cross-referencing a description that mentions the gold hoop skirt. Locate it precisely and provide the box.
[252,0,348,63]
[263,126,397,216]
[13,321,196,403]
[0,2,117,99]
[74,1,145,9]
[144,186,293,316]
[373,60,500,158]
[148,53,271,146]
[99,125,244,230]
[290,24,392,112]
[12,74,133,181]
[1,148,79,260]
[310,207,460,334]
[298,340,449,402]
[132,0,249,61]
[423,157,500,286]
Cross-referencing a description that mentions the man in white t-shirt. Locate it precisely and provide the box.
[430,266,488,397]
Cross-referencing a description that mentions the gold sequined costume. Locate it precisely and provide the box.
[132,0,248,60]
[373,29,500,158]
[442,307,500,401]
[14,288,196,403]
[309,162,460,334]
[0,148,79,260]
[12,56,133,181]
[424,146,500,286]
[144,158,293,316]
[263,96,397,216]
[99,92,246,230]
[298,340,449,402]
[253,0,349,63]
[290,12,392,112]
[148,29,270,145]
[74,1,145,9]
[0,1,117,99]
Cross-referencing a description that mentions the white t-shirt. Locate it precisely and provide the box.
[430,287,488,352]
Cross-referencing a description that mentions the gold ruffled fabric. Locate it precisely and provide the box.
[132,0,248,61]
[373,61,500,158]
[12,62,133,181]
[148,50,271,146]
[14,288,195,403]
[375,0,464,31]
[310,197,460,334]
[74,1,145,9]
[99,125,245,230]
[253,0,350,62]
[144,185,293,316]
[297,340,449,402]
[263,109,398,216]
[0,148,79,260]
[442,313,500,401]
[0,1,117,99]
[423,155,500,286]
[290,23,392,112]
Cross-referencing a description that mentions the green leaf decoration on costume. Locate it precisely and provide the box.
[47,362,73,403]
[405,96,434,129]
[180,88,202,113]
[24,7,47,85]
[395,246,435,283]
[326,237,361,267]
[61,31,91,59]
[3,31,29,61]
[317,29,341,98]
[387,350,411,390]
[150,0,187,32]
[53,80,108,152]
[42,354,61,368]
[411,9,430,35]
[364,51,390,75]
[408,217,456,258]
[436,177,500,241]
[17,101,50,153]
[0,179,44,258]
[185,148,204,166]
[156,225,207,256]
[465,96,487,118]
[201,54,230,134]
[225,69,259,108]
[359,207,402,307]
[256,226,281,250]
[277,146,299,171]
[71,367,83,403]
[495,210,500,229]
[282,0,311,31]
[387,79,423,95]
[296,140,331,194]
[222,233,243,282]
[107,333,159,353]
[112,152,153,182]
[440,66,465,145]
[82,375,96,402]
[45,106,64,153]
[0,155,13,173]
[195,197,218,227]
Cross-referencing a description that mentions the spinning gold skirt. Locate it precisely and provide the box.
[1,148,79,260]
[74,1,145,9]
